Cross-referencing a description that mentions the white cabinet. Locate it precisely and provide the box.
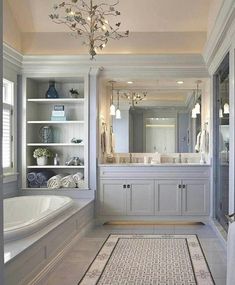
[155,180,181,215]
[99,180,126,215]
[22,75,89,190]
[126,180,154,215]
[99,179,154,216]
[98,165,211,219]
[155,179,209,216]
[181,179,209,215]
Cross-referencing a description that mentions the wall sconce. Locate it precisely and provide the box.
[116,91,121,119]
[109,81,116,116]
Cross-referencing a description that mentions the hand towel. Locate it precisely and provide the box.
[199,130,209,153]
[227,221,235,285]
[101,130,107,154]
[47,175,63,189]
[195,132,201,152]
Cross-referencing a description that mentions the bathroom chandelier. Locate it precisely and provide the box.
[123,91,147,108]
[191,80,202,118]
[49,0,129,59]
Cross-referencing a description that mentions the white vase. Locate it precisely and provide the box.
[37,156,48,166]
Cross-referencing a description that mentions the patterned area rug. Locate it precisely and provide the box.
[79,234,214,285]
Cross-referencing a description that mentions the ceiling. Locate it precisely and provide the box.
[5,0,215,55]
[7,0,211,33]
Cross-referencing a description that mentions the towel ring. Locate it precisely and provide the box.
[225,213,235,223]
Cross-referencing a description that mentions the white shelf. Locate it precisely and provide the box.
[22,187,89,191]
[27,120,84,124]
[27,165,85,169]
[27,143,84,146]
[27,98,84,103]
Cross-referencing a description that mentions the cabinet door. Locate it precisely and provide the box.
[99,180,126,215]
[155,180,182,215]
[182,179,209,216]
[126,180,154,215]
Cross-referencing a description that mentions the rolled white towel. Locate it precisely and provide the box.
[61,175,76,188]
[47,175,63,189]
[73,172,84,183]
[76,179,86,189]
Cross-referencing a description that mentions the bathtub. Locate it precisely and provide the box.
[4,195,75,242]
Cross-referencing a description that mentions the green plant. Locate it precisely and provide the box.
[33,148,53,158]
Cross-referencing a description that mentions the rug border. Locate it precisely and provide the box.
[78,233,215,285]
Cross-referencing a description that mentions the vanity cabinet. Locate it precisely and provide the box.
[155,179,209,216]
[181,179,209,215]
[99,179,154,216]
[155,180,182,215]
[98,165,211,221]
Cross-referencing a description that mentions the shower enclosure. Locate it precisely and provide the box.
[214,53,230,231]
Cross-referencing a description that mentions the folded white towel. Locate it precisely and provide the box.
[227,222,235,285]
[47,175,63,189]
[61,175,76,188]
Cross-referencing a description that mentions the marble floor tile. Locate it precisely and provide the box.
[42,224,227,285]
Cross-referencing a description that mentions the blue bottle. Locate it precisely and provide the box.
[45,81,59,98]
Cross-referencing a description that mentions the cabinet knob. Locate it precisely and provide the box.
[127,184,131,188]
[178,184,181,189]
[182,184,186,189]
[123,184,126,189]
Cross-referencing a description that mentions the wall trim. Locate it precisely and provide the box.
[3,43,23,71]
[203,0,235,67]
[3,43,208,77]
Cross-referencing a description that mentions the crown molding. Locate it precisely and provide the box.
[22,54,208,78]
[3,43,208,78]
[203,0,235,68]
[3,43,23,71]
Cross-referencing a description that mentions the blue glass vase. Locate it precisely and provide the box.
[45,81,59,98]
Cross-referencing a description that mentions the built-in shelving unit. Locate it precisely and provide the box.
[22,75,89,191]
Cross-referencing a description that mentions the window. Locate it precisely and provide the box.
[2,79,14,174]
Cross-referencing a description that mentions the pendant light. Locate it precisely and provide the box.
[109,81,116,116]
[194,80,201,114]
[223,103,229,114]
[116,90,121,119]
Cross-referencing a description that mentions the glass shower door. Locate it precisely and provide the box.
[214,54,230,231]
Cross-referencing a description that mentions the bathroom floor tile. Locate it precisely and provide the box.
[43,224,227,285]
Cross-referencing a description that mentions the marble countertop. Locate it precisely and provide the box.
[99,163,211,167]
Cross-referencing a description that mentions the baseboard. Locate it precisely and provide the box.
[104,220,204,226]
[27,220,94,285]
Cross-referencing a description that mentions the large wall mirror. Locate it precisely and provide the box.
[108,79,204,154]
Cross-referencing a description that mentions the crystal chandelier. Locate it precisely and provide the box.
[49,0,129,59]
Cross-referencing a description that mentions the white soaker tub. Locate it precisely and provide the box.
[4,195,75,242]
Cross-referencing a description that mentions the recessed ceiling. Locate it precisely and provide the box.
[5,0,214,55]
[7,0,212,33]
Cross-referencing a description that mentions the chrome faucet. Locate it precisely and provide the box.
[129,153,133,163]
[179,153,182,163]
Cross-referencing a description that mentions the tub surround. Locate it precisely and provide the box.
[4,198,94,285]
